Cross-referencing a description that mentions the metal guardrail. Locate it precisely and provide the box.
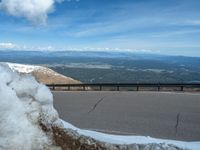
[46,83,200,92]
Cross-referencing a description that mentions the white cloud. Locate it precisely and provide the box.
[0,42,158,53]
[0,42,17,49]
[0,41,161,54]
[0,0,64,24]
[0,43,58,51]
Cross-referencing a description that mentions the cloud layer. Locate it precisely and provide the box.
[0,42,17,49]
[0,0,63,24]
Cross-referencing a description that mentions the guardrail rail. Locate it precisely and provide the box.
[46,83,200,92]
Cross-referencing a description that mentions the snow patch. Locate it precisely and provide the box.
[6,62,42,73]
[6,62,62,77]
[6,63,80,84]
[0,63,60,149]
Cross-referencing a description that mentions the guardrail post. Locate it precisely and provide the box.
[180,86,184,91]
[52,84,55,90]
[68,85,70,91]
[158,85,160,91]
[100,85,102,91]
[83,85,86,91]
[137,86,139,91]
[117,86,120,91]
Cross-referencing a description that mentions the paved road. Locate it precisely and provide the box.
[53,91,200,141]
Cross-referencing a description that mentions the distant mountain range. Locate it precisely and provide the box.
[1,50,200,83]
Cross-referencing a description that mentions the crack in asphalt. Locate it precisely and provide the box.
[175,113,180,135]
[88,96,106,114]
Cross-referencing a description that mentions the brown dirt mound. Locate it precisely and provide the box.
[32,69,81,85]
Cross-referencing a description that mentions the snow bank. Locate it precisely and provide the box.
[61,120,200,150]
[0,63,60,150]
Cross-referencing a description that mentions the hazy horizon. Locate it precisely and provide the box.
[1,49,200,58]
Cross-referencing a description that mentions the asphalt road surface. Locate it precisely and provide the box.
[53,91,200,141]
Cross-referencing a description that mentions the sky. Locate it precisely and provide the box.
[0,0,200,56]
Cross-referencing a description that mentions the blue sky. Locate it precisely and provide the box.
[0,0,200,56]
